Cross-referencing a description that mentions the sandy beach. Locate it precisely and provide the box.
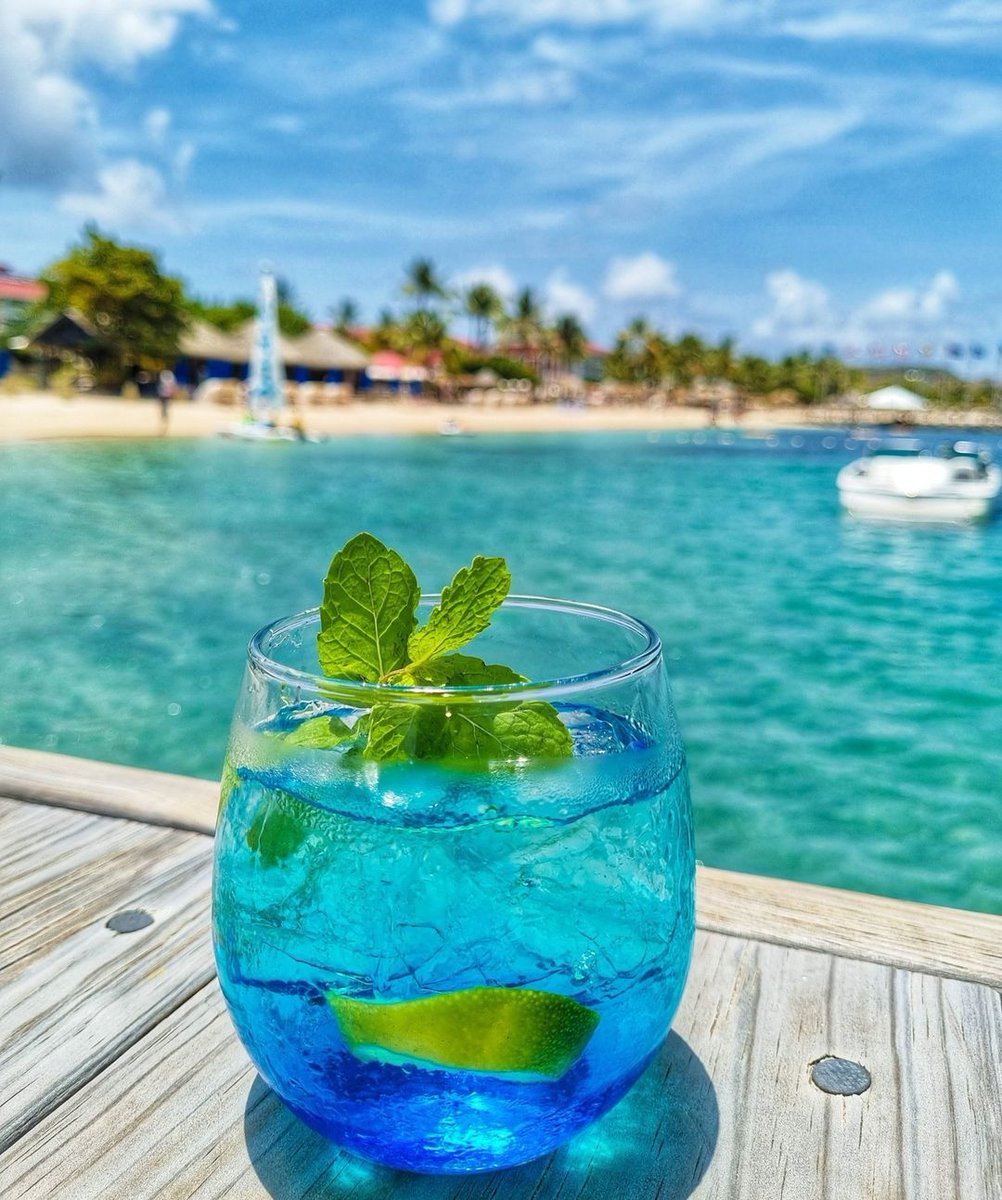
[2,392,998,444]
[0,392,819,443]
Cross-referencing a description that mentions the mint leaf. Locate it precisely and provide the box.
[492,703,574,759]
[313,534,574,766]
[246,788,320,867]
[407,556,511,667]
[441,706,506,759]
[364,703,429,762]
[318,533,419,681]
[282,715,354,749]
[411,653,525,688]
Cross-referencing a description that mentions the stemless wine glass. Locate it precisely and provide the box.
[213,596,695,1174]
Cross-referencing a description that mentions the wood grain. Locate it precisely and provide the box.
[4,748,1002,990]
[2,931,998,1199]
[0,744,218,835]
[0,798,214,1153]
[697,865,1002,990]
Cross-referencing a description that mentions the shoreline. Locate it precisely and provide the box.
[1,392,999,444]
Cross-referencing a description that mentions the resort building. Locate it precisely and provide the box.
[5,311,371,396]
[177,320,369,392]
[0,266,46,330]
[0,267,47,379]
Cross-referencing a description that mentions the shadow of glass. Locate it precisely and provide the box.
[243,1031,718,1199]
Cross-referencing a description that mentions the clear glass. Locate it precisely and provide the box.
[212,596,695,1174]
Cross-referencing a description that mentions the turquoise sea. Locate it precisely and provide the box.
[2,429,1000,913]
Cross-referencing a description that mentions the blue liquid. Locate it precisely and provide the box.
[213,707,694,1173]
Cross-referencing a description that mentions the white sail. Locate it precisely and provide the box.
[246,270,285,418]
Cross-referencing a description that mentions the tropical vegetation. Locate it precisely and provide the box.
[7,229,997,407]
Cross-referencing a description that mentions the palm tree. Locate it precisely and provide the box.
[402,309,448,359]
[673,333,709,385]
[402,258,448,309]
[604,318,671,387]
[368,308,404,352]
[553,313,588,370]
[331,298,359,335]
[463,284,504,348]
[499,287,546,355]
[705,336,735,381]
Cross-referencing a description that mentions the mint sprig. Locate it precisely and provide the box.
[308,534,572,765]
[403,556,511,672]
[318,533,419,681]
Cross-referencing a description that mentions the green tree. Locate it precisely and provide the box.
[367,308,405,352]
[332,298,359,334]
[43,226,187,384]
[553,313,588,370]
[499,288,546,355]
[402,309,448,357]
[402,258,449,309]
[463,283,504,347]
[604,318,672,386]
[732,354,776,396]
[188,297,256,332]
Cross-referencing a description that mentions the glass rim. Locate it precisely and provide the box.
[247,595,662,704]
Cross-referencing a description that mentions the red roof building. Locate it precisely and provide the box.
[0,266,47,306]
[0,268,47,344]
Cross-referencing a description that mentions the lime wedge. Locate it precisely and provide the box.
[328,986,599,1079]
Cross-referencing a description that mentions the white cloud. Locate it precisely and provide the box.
[59,159,181,232]
[173,140,196,182]
[0,2,210,188]
[451,264,517,299]
[145,107,171,144]
[856,271,960,326]
[603,253,681,301]
[431,0,1002,46]
[261,114,305,135]
[782,2,1002,46]
[430,0,734,31]
[6,0,213,69]
[752,270,835,341]
[545,270,596,322]
[404,68,575,110]
[753,268,964,347]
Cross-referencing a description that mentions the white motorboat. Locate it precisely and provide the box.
[837,440,1002,523]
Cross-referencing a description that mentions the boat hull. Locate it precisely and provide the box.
[838,488,998,523]
[837,461,1002,524]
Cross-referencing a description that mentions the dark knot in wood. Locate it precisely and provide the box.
[811,1055,871,1095]
[106,909,155,934]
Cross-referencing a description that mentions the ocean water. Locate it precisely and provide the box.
[214,704,693,1171]
[2,428,1000,913]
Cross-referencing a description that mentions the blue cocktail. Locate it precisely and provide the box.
[213,597,694,1173]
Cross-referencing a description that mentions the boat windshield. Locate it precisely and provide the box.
[866,439,925,458]
[946,440,991,461]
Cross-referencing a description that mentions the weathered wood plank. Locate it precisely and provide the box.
[4,748,1002,990]
[0,798,214,1153]
[697,865,1002,990]
[2,930,998,1199]
[0,744,218,834]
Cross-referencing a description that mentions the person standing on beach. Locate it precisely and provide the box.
[157,369,177,435]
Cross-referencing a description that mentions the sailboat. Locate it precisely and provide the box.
[223,269,298,441]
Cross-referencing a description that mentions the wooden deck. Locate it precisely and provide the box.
[0,745,998,1199]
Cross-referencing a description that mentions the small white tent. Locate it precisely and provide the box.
[862,385,928,411]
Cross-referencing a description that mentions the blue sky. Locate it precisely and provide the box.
[2,0,1001,355]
